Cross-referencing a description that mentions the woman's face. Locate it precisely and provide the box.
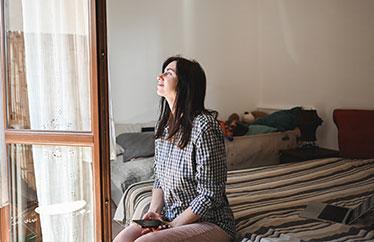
[157,61,178,100]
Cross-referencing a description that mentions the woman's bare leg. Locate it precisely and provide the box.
[113,223,143,242]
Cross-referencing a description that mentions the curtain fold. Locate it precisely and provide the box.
[19,0,94,241]
[6,31,36,192]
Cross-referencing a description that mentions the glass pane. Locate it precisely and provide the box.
[8,144,94,242]
[4,0,91,131]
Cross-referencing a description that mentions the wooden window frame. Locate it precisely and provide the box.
[0,0,111,241]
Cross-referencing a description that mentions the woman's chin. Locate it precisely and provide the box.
[156,90,164,97]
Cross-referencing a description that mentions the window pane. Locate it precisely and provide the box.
[5,0,91,131]
[8,144,94,242]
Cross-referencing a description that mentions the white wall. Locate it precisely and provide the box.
[108,0,374,149]
[107,0,258,123]
[258,0,374,149]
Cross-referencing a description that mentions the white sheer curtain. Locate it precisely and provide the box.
[0,70,8,208]
[21,0,93,241]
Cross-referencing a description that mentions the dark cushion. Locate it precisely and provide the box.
[232,122,249,136]
[253,107,302,131]
[333,109,374,159]
[116,132,155,162]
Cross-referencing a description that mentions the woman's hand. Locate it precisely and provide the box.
[139,211,171,235]
[142,211,163,220]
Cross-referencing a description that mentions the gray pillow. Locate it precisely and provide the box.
[116,132,155,162]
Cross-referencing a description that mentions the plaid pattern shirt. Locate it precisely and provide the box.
[153,113,236,239]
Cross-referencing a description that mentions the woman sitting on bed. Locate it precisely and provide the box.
[113,56,236,242]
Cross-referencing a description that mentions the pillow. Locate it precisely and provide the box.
[116,143,124,156]
[116,132,155,162]
[246,124,278,135]
[253,107,302,131]
[333,109,374,158]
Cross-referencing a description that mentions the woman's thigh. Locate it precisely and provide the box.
[135,222,231,242]
[113,223,143,242]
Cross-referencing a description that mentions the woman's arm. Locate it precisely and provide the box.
[171,125,227,227]
[141,188,165,235]
[147,139,164,215]
[148,188,164,214]
[169,207,200,227]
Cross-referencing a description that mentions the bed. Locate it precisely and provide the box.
[111,121,156,206]
[114,109,374,241]
[111,126,299,206]
[111,108,302,206]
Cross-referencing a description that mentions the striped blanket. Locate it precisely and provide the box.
[115,158,374,241]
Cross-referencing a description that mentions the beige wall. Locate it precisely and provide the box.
[258,0,374,148]
[107,0,259,123]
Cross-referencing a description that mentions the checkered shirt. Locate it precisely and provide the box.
[153,113,236,239]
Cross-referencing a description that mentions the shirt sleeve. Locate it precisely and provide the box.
[189,126,227,216]
[153,140,162,189]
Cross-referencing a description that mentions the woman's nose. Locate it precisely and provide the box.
[157,74,164,81]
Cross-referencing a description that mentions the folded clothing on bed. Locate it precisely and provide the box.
[253,106,302,131]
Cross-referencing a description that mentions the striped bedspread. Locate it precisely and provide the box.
[116,158,374,241]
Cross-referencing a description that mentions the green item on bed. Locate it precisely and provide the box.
[246,124,278,135]
[253,106,302,131]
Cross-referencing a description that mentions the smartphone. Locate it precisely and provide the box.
[132,219,165,228]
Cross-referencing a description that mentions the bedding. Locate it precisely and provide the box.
[114,157,374,241]
[111,155,154,206]
[111,123,299,205]
[246,124,278,135]
[253,107,302,131]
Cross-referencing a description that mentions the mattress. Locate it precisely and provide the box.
[114,157,374,241]
[225,129,299,170]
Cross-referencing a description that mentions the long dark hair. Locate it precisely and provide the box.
[155,56,213,148]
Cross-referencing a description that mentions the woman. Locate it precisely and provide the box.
[113,56,236,242]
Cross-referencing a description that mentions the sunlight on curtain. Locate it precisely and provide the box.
[22,0,91,132]
[19,0,93,241]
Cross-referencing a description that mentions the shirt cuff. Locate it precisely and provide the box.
[153,178,161,189]
[189,194,212,216]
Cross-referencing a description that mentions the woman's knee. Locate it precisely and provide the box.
[134,233,159,242]
[113,223,142,242]
[134,235,148,242]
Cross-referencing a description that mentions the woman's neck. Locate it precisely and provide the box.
[166,96,175,115]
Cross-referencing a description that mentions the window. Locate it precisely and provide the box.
[0,0,111,241]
